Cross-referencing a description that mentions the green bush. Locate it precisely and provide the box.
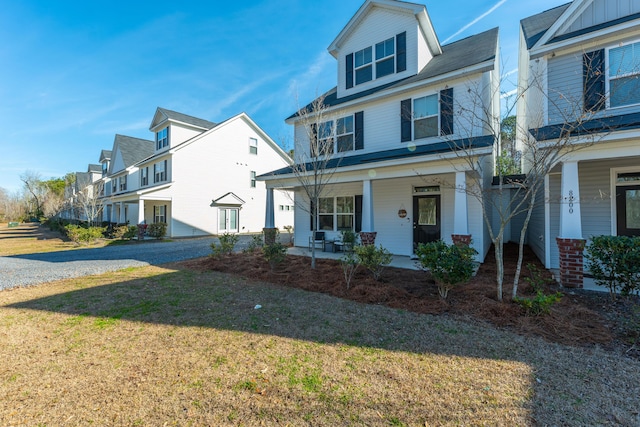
[263,242,287,270]
[340,251,359,289]
[354,244,392,281]
[146,223,167,239]
[586,235,640,299]
[65,224,105,245]
[415,240,477,299]
[211,232,239,257]
[514,291,563,316]
[113,225,138,240]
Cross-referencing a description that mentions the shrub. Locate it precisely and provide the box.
[146,223,167,239]
[65,224,105,245]
[354,244,392,281]
[524,263,552,293]
[243,234,264,253]
[415,240,477,300]
[586,235,640,300]
[263,242,287,270]
[283,225,294,245]
[514,291,563,316]
[112,225,138,240]
[340,251,359,289]
[211,232,239,257]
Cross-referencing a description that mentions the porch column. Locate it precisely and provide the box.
[452,171,471,246]
[138,199,145,224]
[110,203,117,223]
[557,161,586,288]
[263,187,277,245]
[119,202,126,224]
[360,179,377,245]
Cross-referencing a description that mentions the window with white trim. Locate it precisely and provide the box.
[608,41,640,108]
[413,94,439,139]
[250,171,256,188]
[336,116,354,152]
[112,179,117,193]
[249,137,258,155]
[354,46,372,85]
[140,167,148,186]
[119,175,127,192]
[156,127,169,150]
[154,160,167,183]
[154,205,166,223]
[102,161,108,176]
[317,196,354,231]
[375,37,395,78]
[315,115,356,154]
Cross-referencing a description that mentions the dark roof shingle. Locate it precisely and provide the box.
[520,3,571,49]
[114,134,154,169]
[157,107,217,130]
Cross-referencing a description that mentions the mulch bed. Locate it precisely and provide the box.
[182,243,640,359]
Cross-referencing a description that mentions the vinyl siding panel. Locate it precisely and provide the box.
[548,173,561,269]
[168,125,204,147]
[563,0,640,34]
[527,182,547,266]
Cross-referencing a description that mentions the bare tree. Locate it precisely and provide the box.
[75,180,105,226]
[286,94,342,269]
[433,58,612,301]
[20,171,47,220]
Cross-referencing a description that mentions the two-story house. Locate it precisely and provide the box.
[260,0,499,260]
[61,164,103,222]
[102,107,293,237]
[517,0,640,287]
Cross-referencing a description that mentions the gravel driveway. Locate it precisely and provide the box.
[0,236,261,290]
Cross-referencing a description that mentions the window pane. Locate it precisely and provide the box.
[418,198,437,225]
[414,116,439,139]
[319,198,333,213]
[414,95,438,118]
[626,190,640,229]
[337,135,354,152]
[376,57,394,78]
[355,65,372,85]
[336,196,353,213]
[363,47,371,64]
[355,47,372,67]
[229,209,237,230]
[375,38,394,59]
[609,43,638,76]
[319,121,333,139]
[337,116,353,135]
[610,75,640,107]
[319,215,333,230]
[375,42,385,60]
[219,209,226,229]
[386,38,394,55]
[337,215,353,231]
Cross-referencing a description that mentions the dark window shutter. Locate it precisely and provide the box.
[401,99,412,142]
[440,88,454,136]
[396,32,407,73]
[164,205,167,223]
[355,195,363,232]
[346,53,354,89]
[354,111,364,150]
[309,200,315,231]
[584,49,605,112]
[310,123,318,156]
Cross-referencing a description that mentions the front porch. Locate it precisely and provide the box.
[286,245,421,270]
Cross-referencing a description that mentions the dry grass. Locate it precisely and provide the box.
[1,264,639,426]
[0,223,94,256]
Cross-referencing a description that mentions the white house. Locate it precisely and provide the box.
[517,0,640,287]
[259,0,500,260]
[101,108,293,237]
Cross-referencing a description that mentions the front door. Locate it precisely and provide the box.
[219,208,239,233]
[616,185,640,236]
[413,195,441,249]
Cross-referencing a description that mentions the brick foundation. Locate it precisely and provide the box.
[556,237,586,288]
[359,231,377,246]
[263,228,278,245]
[451,234,472,246]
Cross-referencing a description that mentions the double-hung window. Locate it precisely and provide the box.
[354,47,372,85]
[154,205,166,223]
[317,196,354,231]
[249,137,258,154]
[336,196,354,231]
[156,127,169,150]
[318,197,334,230]
[154,160,167,183]
[608,41,640,108]
[119,175,127,192]
[375,37,395,78]
[140,167,148,186]
[413,94,439,139]
[102,162,108,176]
[317,121,335,155]
[336,116,354,152]
[250,171,256,188]
[112,179,117,193]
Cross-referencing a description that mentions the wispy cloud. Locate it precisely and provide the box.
[286,51,333,101]
[442,0,509,44]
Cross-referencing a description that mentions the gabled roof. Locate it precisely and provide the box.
[74,172,92,190]
[87,164,101,173]
[521,3,571,49]
[328,0,441,58]
[289,27,498,120]
[150,107,217,131]
[211,192,246,207]
[112,134,154,171]
[99,149,112,162]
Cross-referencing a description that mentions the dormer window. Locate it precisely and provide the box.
[102,161,108,176]
[354,47,373,85]
[375,37,395,78]
[156,127,169,150]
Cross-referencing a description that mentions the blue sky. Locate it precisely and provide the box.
[0,0,563,193]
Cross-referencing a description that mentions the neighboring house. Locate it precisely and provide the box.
[101,107,293,237]
[61,164,102,222]
[517,0,640,287]
[259,0,500,260]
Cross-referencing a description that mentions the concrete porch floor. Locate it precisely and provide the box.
[287,246,421,270]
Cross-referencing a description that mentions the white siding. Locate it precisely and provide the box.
[337,7,419,98]
[169,125,203,147]
[562,0,640,35]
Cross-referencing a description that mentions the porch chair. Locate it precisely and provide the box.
[308,231,326,251]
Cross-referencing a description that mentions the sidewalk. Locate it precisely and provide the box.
[287,246,421,270]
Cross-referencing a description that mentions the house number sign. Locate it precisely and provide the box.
[568,190,574,214]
